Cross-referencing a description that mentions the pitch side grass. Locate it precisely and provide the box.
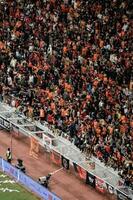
[0,172,40,200]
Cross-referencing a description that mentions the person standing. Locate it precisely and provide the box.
[40,107,45,124]
[6,148,12,163]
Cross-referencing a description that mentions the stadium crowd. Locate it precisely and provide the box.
[0,0,132,188]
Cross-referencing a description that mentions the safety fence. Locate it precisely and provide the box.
[51,150,133,200]
[0,157,61,200]
[0,102,132,200]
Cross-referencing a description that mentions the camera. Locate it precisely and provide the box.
[38,173,51,188]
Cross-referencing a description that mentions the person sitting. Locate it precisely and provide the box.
[15,159,26,173]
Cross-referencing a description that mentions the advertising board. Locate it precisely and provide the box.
[0,157,61,200]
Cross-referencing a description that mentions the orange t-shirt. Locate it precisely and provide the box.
[64,83,72,92]
[120,115,127,123]
[130,120,133,128]
[93,53,99,61]
[93,80,99,87]
[16,21,22,28]
[61,108,68,117]
[50,102,55,111]
[40,109,45,118]
[108,126,114,134]
[63,46,68,53]
[120,125,126,134]
[86,95,91,101]
[47,91,53,100]
[59,98,64,106]
[99,40,104,48]
[0,41,5,49]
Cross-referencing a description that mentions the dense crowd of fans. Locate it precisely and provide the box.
[0,0,132,188]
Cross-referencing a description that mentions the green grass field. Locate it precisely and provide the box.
[0,171,40,200]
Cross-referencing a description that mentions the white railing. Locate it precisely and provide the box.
[0,102,132,200]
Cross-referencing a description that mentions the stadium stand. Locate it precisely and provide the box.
[0,0,132,192]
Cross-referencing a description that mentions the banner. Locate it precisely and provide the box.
[86,172,95,188]
[95,177,105,193]
[19,171,61,200]
[0,116,4,127]
[0,158,61,200]
[61,156,69,170]
[3,160,18,180]
[117,190,132,200]
[0,116,10,131]
[29,137,39,159]
[0,157,2,169]
[73,163,87,181]
[51,151,61,165]
[106,183,115,194]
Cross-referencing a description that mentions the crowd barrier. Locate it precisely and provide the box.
[0,157,61,200]
[52,151,132,200]
[0,102,132,200]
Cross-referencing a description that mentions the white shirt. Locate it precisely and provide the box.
[29,75,34,84]
[7,76,12,86]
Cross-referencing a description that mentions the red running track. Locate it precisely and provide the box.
[0,130,116,200]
